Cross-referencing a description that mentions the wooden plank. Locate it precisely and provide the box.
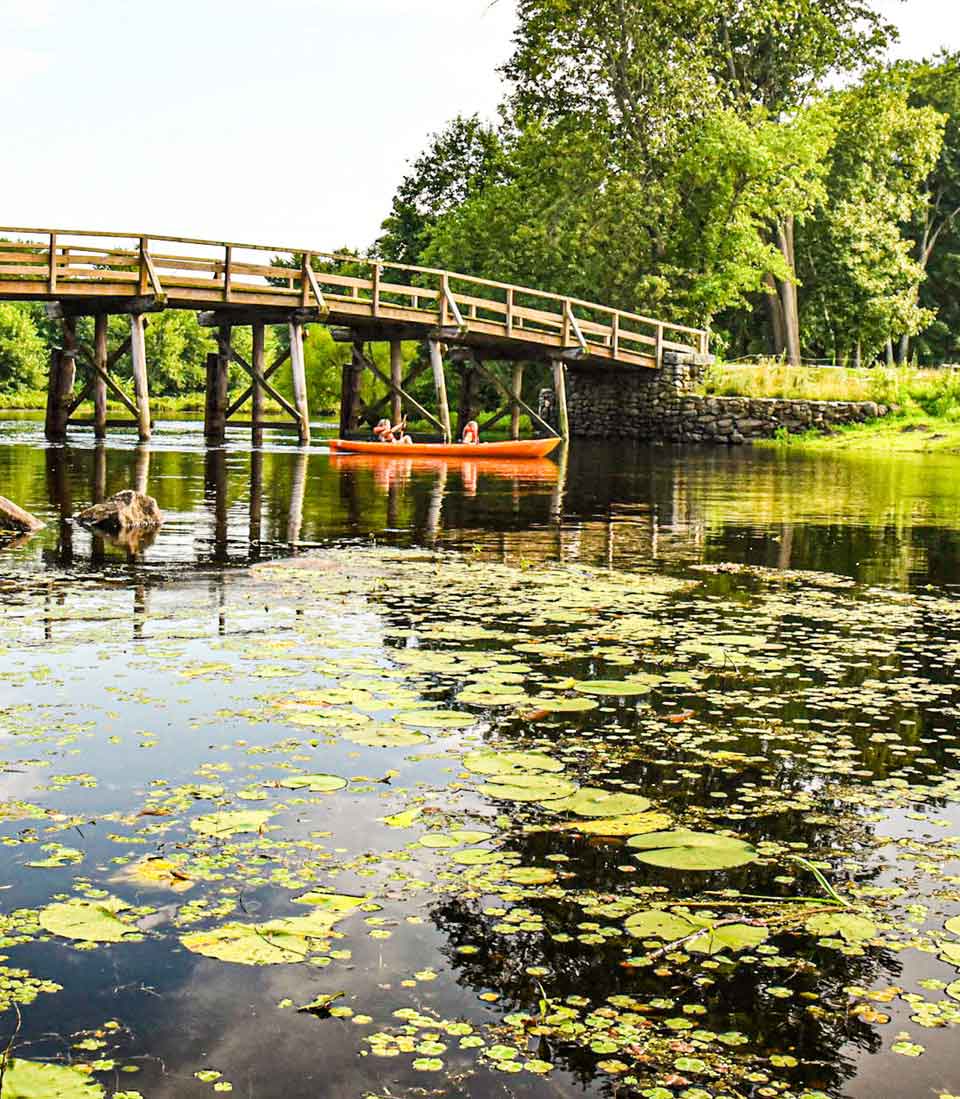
[363,357,431,423]
[225,345,301,425]
[47,233,57,293]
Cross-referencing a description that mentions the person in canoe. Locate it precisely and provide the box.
[461,420,480,445]
[373,417,412,445]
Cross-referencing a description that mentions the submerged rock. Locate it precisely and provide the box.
[76,490,163,533]
[0,495,45,534]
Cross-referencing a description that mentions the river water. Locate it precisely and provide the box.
[2,418,960,1099]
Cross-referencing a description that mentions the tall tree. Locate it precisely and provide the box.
[376,116,506,267]
[898,53,960,363]
[797,77,944,364]
[503,0,897,361]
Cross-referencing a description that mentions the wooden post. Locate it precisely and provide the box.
[249,449,263,556]
[428,338,451,443]
[510,363,524,440]
[552,358,570,440]
[130,313,151,441]
[251,322,265,448]
[390,338,403,425]
[289,319,310,445]
[44,348,75,441]
[340,339,365,437]
[457,364,475,440]
[93,314,108,439]
[204,327,230,445]
[288,449,307,545]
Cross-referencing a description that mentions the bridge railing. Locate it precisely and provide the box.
[0,227,709,366]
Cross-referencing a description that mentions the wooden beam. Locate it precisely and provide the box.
[225,347,291,420]
[130,313,151,441]
[472,357,559,438]
[205,328,230,445]
[456,364,475,440]
[363,357,431,424]
[389,338,403,425]
[45,348,74,441]
[552,358,570,440]
[428,338,452,443]
[223,344,302,427]
[289,319,311,445]
[251,322,265,448]
[357,347,445,435]
[93,314,108,438]
[510,363,524,440]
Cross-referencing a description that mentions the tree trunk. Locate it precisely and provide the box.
[763,272,786,356]
[897,333,910,366]
[775,217,801,367]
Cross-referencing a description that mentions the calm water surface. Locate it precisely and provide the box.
[2,419,960,1099]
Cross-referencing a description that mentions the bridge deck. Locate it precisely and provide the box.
[0,227,708,369]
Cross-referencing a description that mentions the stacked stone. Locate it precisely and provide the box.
[540,366,887,444]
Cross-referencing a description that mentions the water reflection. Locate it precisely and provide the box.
[5,420,960,589]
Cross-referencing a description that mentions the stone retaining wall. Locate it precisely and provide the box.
[541,359,888,444]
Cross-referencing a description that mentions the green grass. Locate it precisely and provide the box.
[702,360,960,417]
[761,414,960,453]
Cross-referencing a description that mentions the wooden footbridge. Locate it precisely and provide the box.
[0,226,710,445]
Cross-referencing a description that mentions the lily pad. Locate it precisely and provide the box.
[396,710,476,729]
[564,811,672,836]
[547,787,652,817]
[505,867,557,885]
[625,909,698,940]
[805,912,876,944]
[627,830,758,871]
[39,897,138,944]
[277,773,347,794]
[463,749,563,776]
[572,680,651,697]
[0,1060,104,1097]
[688,923,769,954]
[344,727,429,748]
[478,775,578,803]
[525,696,599,713]
[190,810,273,838]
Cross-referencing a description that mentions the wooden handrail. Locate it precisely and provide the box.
[0,225,709,365]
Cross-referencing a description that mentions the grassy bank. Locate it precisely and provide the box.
[704,361,960,453]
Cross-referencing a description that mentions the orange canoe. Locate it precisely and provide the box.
[327,437,561,459]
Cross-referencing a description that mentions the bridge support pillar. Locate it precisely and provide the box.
[251,322,266,448]
[130,313,151,441]
[289,319,310,446]
[204,326,230,446]
[93,315,108,440]
[511,364,525,440]
[456,363,475,441]
[390,339,403,426]
[551,358,569,441]
[44,347,75,442]
[428,338,452,443]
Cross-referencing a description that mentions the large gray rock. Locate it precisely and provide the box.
[76,490,163,533]
[0,496,45,534]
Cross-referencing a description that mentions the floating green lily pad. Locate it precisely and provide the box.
[547,787,652,817]
[277,773,347,794]
[627,830,758,871]
[624,909,698,940]
[565,811,672,836]
[573,680,651,697]
[805,912,876,944]
[190,810,273,838]
[463,749,563,777]
[39,897,138,944]
[478,775,578,803]
[396,710,476,729]
[345,727,429,748]
[0,1059,104,1097]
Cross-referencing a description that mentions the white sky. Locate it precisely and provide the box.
[0,0,956,252]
